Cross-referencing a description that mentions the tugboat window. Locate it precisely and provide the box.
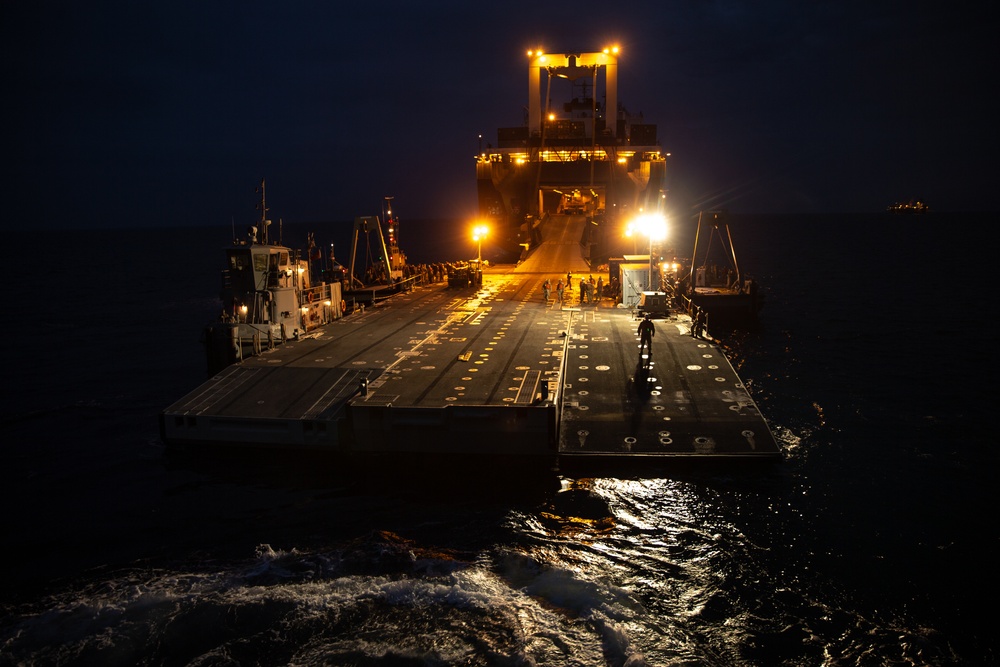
[228,251,250,270]
[268,253,280,288]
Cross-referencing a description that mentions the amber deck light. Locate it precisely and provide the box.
[472,224,489,264]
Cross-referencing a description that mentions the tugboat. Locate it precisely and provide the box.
[203,180,345,374]
[475,46,667,264]
[342,196,418,305]
[681,210,763,327]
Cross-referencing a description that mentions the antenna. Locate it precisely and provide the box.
[255,178,269,244]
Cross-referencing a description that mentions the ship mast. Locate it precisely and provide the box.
[255,178,270,245]
[384,196,396,246]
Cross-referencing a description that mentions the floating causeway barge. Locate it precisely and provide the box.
[161,216,779,466]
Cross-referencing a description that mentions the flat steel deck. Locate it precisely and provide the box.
[161,216,780,464]
[162,272,779,462]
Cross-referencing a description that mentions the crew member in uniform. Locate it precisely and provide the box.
[638,314,655,356]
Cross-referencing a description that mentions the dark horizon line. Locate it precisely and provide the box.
[4,208,996,235]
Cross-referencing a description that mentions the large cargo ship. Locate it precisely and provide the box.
[476,47,667,263]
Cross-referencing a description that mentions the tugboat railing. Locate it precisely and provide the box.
[300,283,332,305]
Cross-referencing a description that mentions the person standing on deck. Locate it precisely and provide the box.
[638,314,655,356]
[542,279,550,304]
[691,306,707,338]
[596,276,604,305]
[556,279,564,303]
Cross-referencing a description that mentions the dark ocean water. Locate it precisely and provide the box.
[1,213,995,666]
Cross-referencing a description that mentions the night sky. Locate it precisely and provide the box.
[3,2,996,231]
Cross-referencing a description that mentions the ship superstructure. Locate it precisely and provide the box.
[218,180,309,351]
[476,47,668,262]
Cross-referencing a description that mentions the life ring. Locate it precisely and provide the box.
[307,292,314,303]
[340,300,346,312]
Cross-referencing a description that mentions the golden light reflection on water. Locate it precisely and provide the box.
[510,475,762,663]
[534,476,745,579]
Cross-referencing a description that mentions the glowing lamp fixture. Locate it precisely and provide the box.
[472,224,489,264]
[632,213,668,242]
[628,213,668,290]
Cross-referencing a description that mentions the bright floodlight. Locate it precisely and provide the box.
[473,224,489,264]
[633,213,668,241]
[628,213,668,291]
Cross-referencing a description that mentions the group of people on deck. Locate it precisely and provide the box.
[541,272,605,306]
